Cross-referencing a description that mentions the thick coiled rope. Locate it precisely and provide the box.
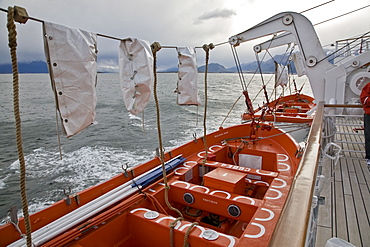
[7,6,33,247]
[151,42,184,247]
[201,43,214,184]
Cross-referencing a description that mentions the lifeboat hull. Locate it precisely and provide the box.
[0,122,302,247]
[243,94,316,123]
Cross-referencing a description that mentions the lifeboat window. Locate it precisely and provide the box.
[239,154,262,180]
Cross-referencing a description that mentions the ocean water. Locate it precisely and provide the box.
[0,72,311,222]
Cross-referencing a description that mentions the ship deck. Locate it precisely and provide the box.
[316,114,370,247]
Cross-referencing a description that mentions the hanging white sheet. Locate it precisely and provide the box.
[43,22,98,138]
[176,47,200,105]
[292,52,307,77]
[275,63,288,87]
[118,38,153,115]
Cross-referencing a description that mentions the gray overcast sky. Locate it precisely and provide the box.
[1,0,369,70]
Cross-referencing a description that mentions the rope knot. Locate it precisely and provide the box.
[151,42,162,54]
[7,7,18,49]
[202,43,215,52]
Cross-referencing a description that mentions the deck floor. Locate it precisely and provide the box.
[316,116,370,247]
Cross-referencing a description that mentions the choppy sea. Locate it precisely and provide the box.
[0,72,311,222]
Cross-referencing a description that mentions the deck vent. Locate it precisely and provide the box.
[227,204,241,217]
[144,211,159,220]
[183,193,195,204]
[201,229,219,241]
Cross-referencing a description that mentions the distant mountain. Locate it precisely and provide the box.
[160,54,297,74]
[0,60,48,73]
[198,63,230,73]
[0,53,298,74]
[160,63,232,73]
[228,54,297,74]
[159,63,230,73]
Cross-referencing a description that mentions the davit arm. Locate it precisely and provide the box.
[229,12,370,107]
[229,12,335,103]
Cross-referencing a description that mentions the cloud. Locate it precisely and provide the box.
[1,0,370,70]
[97,58,119,73]
[195,8,236,24]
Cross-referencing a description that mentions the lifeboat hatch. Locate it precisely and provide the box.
[203,167,246,194]
[207,145,278,172]
[202,167,269,200]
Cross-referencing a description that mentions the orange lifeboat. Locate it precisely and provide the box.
[242,93,316,123]
[0,122,303,247]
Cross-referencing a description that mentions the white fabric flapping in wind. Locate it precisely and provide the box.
[292,52,307,77]
[43,22,98,138]
[176,47,200,105]
[275,63,289,87]
[119,38,153,115]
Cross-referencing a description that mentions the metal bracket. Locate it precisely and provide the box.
[122,162,135,178]
[323,142,342,160]
[64,187,72,205]
[323,142,342,175]
[7,206,25,238]
[8,206,18,225]
[72,194,81,205]
[13,6,29,24]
